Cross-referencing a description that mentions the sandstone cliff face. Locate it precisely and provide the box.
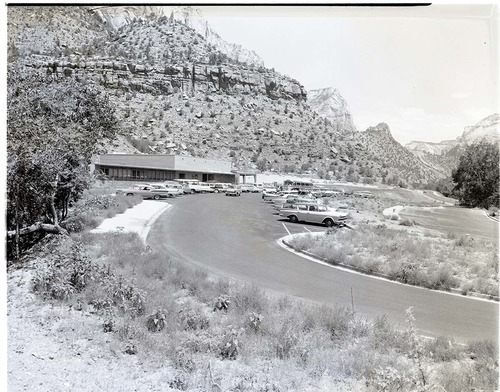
[460,113,499,145]
[31,56,306,101]
[308,87,356,133]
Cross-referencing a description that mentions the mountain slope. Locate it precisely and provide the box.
[8,5,445,186]
[354,123,444,185]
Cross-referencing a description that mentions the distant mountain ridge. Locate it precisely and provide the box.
[405,114,500,177]
[405,140,458,155]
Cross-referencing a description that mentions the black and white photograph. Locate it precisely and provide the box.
[4,2,499,391]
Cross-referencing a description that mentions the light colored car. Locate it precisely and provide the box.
[210,183,230,193]
[191,182,216,193]
[241,184,259,193]
[116,184,164,200]
[273,197,322,210]
[279,204,348,227]
[162,182,185,196]
[263,190,299,202]
[148,183,182,197]
[272,193,315,206]
[225,185,242,196]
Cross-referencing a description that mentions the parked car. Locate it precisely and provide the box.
[262,190,298,202]
[210,183,230,193]
[279,204,348,227]
[353,191,374,198]
[162,182,185,196]
[241,184,259,193]
[272,193,315,206]
[273,197,322,210]
[148,183,183,197]
[225,185,242,196]
[191,182,216,193]
[116,184,163,200]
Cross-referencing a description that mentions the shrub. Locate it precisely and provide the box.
[426,336,461,362]
[399,218,415,226]
[31,241,103,300]
[247,312,263,333]
[455,235,475,247]
[219,325,243,360]
[213,295,231,312]
[179,308,209,331]
[320,306,353,341]
[275,326,298,359]
[146,309,167,332]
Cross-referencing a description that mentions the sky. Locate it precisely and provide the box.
[203,4,499,145]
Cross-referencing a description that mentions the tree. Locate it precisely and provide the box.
[452,140,499,208]
[7,67,118,257]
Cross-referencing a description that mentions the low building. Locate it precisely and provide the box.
[93,154,237,183]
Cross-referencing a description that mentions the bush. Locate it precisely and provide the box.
[425,336,461,362]
[399,218,415,226]
[219,325,243,360]
[179,308,209,331]
[146,309,167,332]
[455,235,475,247]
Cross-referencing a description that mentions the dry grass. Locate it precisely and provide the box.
[23,230,498,391]
[289,224,498,298]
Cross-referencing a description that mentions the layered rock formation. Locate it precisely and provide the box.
[308,87,356,133]
[30,56,306,100]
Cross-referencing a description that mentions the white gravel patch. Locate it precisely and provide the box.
[90,201,172,242]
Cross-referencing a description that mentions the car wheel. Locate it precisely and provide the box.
[324,218,334,227]
[126,193,134,196]
[289,215,298,223]
[153,194,160,200]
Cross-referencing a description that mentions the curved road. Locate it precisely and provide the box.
[148,193,498,343]
[400,205,499,241]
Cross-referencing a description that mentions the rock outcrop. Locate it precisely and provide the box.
[308,87,356,133]
[32,57,306,101]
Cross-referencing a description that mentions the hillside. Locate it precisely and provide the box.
[8,5,444,186]
[354,123,445,186]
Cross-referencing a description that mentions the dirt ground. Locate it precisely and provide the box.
[6,264,182,392]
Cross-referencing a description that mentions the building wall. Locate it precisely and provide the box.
[173,156,231,173]
[95,164,236,183]
[94,154,236,183]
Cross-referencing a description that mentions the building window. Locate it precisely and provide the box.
[178,173,185,179]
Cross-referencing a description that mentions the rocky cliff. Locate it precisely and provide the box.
[460,113,499,145]
[308,87,356,133]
